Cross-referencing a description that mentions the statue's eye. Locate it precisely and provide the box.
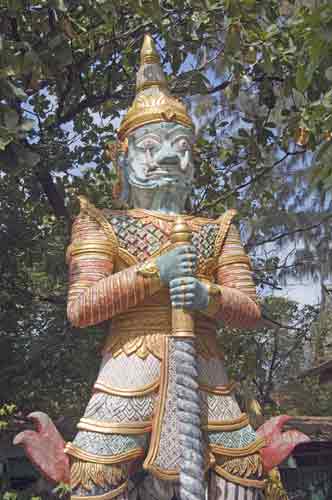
[175,137,190,152]
[137,138,160,151]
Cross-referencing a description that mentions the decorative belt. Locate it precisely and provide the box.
[102,305,220,360]
[109,305,216,337]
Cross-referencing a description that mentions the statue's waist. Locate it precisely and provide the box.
[102,302,219,360]
[110,305,217,337]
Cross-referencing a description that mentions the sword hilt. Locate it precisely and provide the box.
[171,217,195,339]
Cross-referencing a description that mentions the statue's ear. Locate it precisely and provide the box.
[104,140,130,204]
[117,152,130,204]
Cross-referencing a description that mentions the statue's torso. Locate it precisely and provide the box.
[66,203,264,491]
[101,208,226,361]
[105,208,221,275]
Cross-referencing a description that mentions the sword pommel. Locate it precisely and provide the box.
[171,217,195,339]
[170,218,192,244]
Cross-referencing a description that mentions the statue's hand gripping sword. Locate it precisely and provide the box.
[171,218,206,500]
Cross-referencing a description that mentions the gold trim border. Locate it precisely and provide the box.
[146,452,216,482]
[71,480,128,500]
[143,336,168,471]
[64,442,144,464]
[214,465,266,489]
[66,241,115,263]
[118,113,193,142]
[199,381,237,396]
[210,437,266,457]
[203,413,249,432]
[77,196,119,253]
[77,418,152,435]
[137,80,167,92]
[218,254,251,268]
[117,247,138,266]
[214,210,237,258]
[104,207,218,227]
[94,379,160,397]
[146,463,178,481]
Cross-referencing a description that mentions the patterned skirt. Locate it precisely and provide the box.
[65,336,265,498]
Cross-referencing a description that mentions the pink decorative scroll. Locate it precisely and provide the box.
[14,411,70,484]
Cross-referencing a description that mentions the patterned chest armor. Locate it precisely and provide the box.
[108,213,170,261]
[105,211,220,280]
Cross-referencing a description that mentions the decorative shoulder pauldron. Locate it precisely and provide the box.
[72,200,237,281]
[194,209,238,280]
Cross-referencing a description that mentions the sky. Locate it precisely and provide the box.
[277,277,321,306]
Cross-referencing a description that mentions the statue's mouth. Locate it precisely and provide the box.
[147,170,179,179]
[146,164,183,179]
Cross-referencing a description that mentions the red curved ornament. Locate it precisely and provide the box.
[13,411,70,484]
[257,415,310,472]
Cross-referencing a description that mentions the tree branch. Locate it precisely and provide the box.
[249,213,332,249]
[37,169,70,221]
[200,151,304,212]
[260,313,309,332]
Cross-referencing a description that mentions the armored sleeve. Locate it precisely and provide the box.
[66,201,161,328]
[213,222,261,329]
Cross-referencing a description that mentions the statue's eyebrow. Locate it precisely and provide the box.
[167,126,192,138]
[135,132,162,143]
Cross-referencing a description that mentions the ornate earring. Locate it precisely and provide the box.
[104,138,128,200]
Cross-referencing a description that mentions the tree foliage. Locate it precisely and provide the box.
[222,296,318,414]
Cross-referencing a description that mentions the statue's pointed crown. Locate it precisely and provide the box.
[118,34,194,142]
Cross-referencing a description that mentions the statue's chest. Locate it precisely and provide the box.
[108,213,220,271]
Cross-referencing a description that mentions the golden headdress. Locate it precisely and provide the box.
[117,34,194,142]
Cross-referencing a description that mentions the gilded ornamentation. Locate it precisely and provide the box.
[199,381,236,396]
[77,419,152,435]
[71,480,128,500]
[265,468,289,500]
[213,466,266,489]
[137,258,161,279]
[214,210,238,258]
[118,37,193,142]
[66,240,115,264]
[203,282,223,317]
[210,437,266,457]
[216,453,263,479]
[77,196,119,256]
[71,459,127,491]
[65,442,145,464]
[94,379,159,398]
[217,254,251,268]
[203,413,249,432]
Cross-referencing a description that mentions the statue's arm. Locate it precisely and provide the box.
[66,212,161,328]
[209,223,261,328]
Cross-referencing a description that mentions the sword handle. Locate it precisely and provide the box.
[171,218,195,338]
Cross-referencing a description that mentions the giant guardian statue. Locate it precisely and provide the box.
[64,34,265,500]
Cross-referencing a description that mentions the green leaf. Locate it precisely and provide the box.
[7,81,27,100]
[22,149,41,167]
[48,34,66,50]
[3,493,17,500]
[292,89,306,108]
[0,127,13,150]
[4,110,19,129]
[315,140,332,162]
[20,119,35,132]
[325,66,332,81]
[52,0,67,12]
[296,65,309,93]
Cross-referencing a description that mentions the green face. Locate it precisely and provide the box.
[126,122,195,192]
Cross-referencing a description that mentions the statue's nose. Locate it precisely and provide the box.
[154,143,180,166]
